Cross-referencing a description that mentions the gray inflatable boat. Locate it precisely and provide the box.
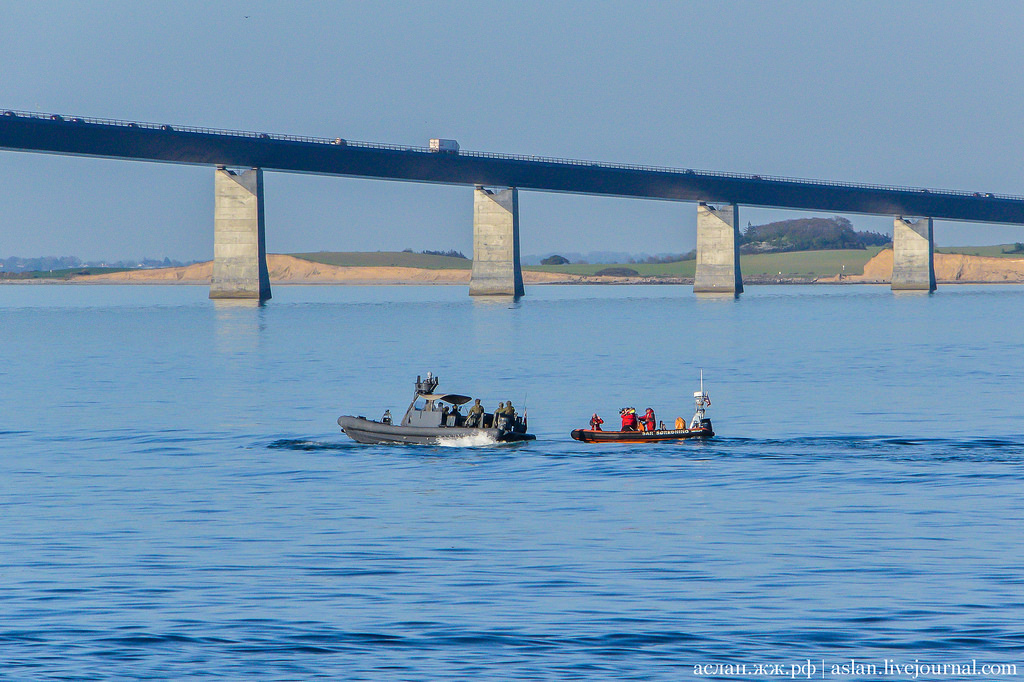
[338,373,535,445]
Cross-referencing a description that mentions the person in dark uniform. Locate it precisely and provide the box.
[590,413,604,431]
[467,399,485,427]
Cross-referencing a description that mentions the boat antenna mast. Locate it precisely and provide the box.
[691,369,711,429]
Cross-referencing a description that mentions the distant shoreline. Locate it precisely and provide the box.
[4,250,1024,285]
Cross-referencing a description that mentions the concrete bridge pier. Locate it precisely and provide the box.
[693,202,743,295]
[891,216,936,291]
[470,186,524,297]
[210,167,271,301]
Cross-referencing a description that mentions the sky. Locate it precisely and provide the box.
[2,0,1024,261]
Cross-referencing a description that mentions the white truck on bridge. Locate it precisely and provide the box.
[429,138,459,154]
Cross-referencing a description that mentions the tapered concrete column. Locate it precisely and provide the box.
[891,216,936,291]
[470,186,524,297]
[693,202,743,295]
[211,167,271,301]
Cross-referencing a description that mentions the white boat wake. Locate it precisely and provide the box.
[436,432,502,447]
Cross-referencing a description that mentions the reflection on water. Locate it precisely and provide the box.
[694,291,741,301]
[213,299,265,353]
[470,294,522,356]
[211,298,265,309]
[469,294,521,307]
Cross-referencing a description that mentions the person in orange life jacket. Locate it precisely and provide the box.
[620,408,638,431]
[590,413,604,431]
[642,408,656,432]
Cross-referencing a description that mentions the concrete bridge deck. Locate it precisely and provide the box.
[3,109,1023,224]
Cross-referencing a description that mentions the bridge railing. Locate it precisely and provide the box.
[4,108,1021,202]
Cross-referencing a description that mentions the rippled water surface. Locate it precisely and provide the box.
[2,284,1024,679]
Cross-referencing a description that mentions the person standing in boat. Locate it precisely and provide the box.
[642,407,656,432]
[590,413,604,431]
[467,399,485,427]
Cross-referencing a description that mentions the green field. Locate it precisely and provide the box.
[738,247,886,277]
[526,247,887,278]
[0,267,134,280]
[290,251,473,270]
[936,245,1024,258]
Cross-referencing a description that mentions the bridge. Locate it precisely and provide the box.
[4,108,1024,300]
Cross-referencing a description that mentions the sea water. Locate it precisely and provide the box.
[2,284,1023,679]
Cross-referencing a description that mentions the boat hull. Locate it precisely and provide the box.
[338,416,535,445]
[570,426,714,443]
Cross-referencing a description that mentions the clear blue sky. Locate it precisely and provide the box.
[2,0,1024,260]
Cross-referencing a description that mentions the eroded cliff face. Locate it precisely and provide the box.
[841,249,1024,284]
[70,254,583,285]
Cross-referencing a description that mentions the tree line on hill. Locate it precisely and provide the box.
[540,252,695,266]
[537,217,890,265]
[739,216,890,254]
[0,255,192,273]
[402,248,468,259]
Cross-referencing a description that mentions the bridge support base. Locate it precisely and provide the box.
[891,217,935,291]
[470,186,524,297]
[693,202,743,296]
[210,167,271,301]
